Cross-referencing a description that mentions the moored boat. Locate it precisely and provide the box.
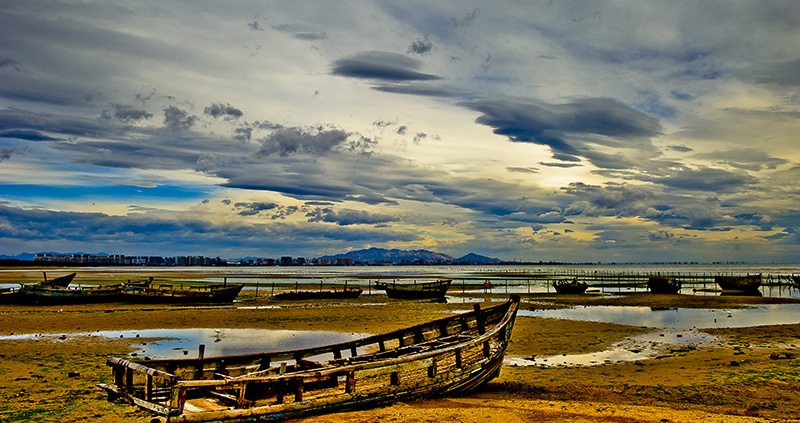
[552,278,587,294]
[40,272,77,288]
[121,278,245,303]
[98,296,521,422]
[17,284,123,305]
[715,274,762,293]
[273,288,363,301]
[374,279,452,299]
[647,276,681,294]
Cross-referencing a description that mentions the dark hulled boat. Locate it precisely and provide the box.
[98,296,521,422]
[17,284,123,305]
[715,274,762,293]
[553,278,587,294]
[121,278,244,303]
[273,288,363,301]
[374,279,452,299]
[647,276,682,294]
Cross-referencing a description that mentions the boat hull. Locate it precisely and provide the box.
[375,279,452,299]
[273,289,363,301]
[121,283,245,303]
[99,297,520,423]
[715,275,761,292]
[647,277,681,294]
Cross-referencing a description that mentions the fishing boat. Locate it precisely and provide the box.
[0,272,80,304]
[715,274,762,293]
[17,284,123,305]
[273,288,362,301]
[121,278,244,303]
[97,296,521,422]
[647,276,681,294]
[374,279,452,299]
[552,278,587,294]
[40,272,77,288]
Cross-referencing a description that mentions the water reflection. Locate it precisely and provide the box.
[0,328,366,360]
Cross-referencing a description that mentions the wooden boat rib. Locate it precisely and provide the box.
[98,296,521,422]
[374,279,452,299]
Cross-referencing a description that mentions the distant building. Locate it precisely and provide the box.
[280,256,293,266]
[335,257,353,266]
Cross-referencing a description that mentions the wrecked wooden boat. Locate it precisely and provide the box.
[121,278,245,303]
[40,272,77,288]
[374,279,452,299]
[98,296,521,422]
[553,278,587,294]
[715,274,762,294]
[273,288,362,301]
[17,283,123,305]
[647,276,681,294]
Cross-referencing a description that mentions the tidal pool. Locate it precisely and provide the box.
[0,328,366,361]
[507,303,800,368]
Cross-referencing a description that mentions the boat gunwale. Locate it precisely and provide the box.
[135,296,515,369]
[173,297,519,388]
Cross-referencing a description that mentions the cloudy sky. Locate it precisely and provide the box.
[1,1,798,262]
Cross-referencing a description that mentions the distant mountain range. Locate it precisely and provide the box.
[0,248,504,265]
[317,247,502,264]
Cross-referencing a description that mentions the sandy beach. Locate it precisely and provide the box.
[1,271,799,422]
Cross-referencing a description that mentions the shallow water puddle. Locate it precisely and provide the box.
[508,303,800,368]
[506,328,716,368]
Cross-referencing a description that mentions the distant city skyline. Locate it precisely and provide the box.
[1,1,798,263]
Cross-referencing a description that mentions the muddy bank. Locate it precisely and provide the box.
[1,291,799,422]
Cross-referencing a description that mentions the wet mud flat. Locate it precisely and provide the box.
[1,289,799,422]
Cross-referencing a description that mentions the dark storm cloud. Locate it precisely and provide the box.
[163,106,198,130]
[459,96,662,164]
[693,149,788,171]
[272,24,328,41]
[750,58,800,87]
[256,127,350,157]
[0,129,61,141]
[204,103,243,120]
[331,51,441,81]
[372,84,467,97]
[647,166,756,193]
[233,201,279,216]
[0,108,112,137]
[305,207,397,226]
[408,38,433,55]
[0,57,23,72]
[104,103,153,123]
[0,147,21,162]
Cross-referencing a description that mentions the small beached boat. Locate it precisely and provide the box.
[273,288,363,301]
[374,279,452,299]
[552,278,587,294]
[98,296,521,422]
[40,272,77,288]
[17,284,123,305]
[647,276,681,294]
[121,278,244,303]
[715,274,762,293]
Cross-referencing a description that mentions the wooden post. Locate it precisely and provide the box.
[145,374,153,401]
[346,371,355,393]
[428,360,438,378]
[198,344,205,360]
[255,282,259,299]
[455,349,463,368]
[473,304,485,335]
[294,378,304,402]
